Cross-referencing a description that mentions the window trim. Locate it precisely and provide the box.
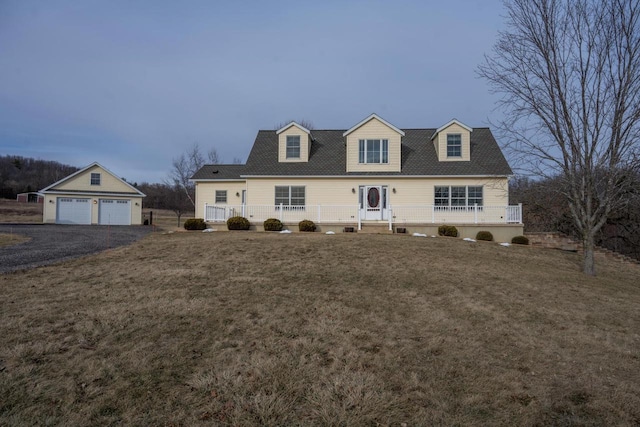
[286,135,301,159]
[447,134,462,158]
[358,139,389,164]
[215,190,227,204]
[90,173,101,186]
[275,185,305,209]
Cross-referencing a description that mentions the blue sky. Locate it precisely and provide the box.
[0,0,506,184]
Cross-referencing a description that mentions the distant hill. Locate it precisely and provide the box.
[0,155,79,199]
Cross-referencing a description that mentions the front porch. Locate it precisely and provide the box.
[204,203,523,232]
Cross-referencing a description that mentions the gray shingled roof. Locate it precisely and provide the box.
[191,164,245,180]
[192,128,512,179]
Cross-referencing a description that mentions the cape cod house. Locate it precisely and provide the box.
[191,114,523,240]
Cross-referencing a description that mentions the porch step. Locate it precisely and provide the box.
[358,224,393,234]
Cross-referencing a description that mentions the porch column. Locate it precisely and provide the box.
[518,203,523,223]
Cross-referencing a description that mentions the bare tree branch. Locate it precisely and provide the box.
[168,143,209,208]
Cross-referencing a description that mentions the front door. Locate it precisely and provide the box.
[359,186,388,220]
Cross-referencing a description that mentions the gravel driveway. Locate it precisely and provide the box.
[0,224,152,274]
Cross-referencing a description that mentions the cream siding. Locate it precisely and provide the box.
[278,126,310,162]
[53,165,135,193]
[195,181,247,218]
[243,177,508,207]
[435,123,471,162]
[345,118,402,173]
[43,193,143,225]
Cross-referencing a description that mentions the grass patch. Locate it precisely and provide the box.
[1,233,639,425]
[0,233,29,247]
[0,199,42,223]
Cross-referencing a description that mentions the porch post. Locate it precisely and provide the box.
[279,203,283,221]
[388,204,392,231]
[204,203,208,221]
[518,203,523,223]
[474,203,478,224]
[357,203,362,231]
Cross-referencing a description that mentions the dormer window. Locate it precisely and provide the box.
[447,134,462,157]
[90,173,101,186]
[358,139,389,164]
[286,135,301,159]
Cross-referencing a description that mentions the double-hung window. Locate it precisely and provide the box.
[451,186,466,207]
[286,135,301,159]
[358,139,389,164]
[434,186,450,207]
[447,134,462,157]
[275,186,305,209]
[90,173,101,186]
[467,186,483,206]
[215,190,227,204]
[434,185,483,208]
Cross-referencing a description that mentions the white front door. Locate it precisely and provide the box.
[359,186,388,220]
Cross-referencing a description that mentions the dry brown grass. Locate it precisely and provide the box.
[143,208,193,230]
[1,232,639,425]
[0,233,29,247]
[0,199,42,223]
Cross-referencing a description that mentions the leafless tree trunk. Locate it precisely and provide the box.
[479,0,640,275]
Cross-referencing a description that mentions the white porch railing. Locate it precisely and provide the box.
[205,203,360,224]
[390,203,523,225]
[205,203,523,225]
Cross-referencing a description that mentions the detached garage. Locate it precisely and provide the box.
[40,162,146,225]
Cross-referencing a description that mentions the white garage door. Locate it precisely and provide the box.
[99,200,131,225]
[56,198,91,224]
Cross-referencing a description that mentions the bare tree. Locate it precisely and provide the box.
[165,183,192,227]
[274,119,314,130]
[168,144,222,207]
[207,148,220,165]
[478,0,640,275]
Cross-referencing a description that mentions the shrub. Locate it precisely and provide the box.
[438,225,458,237]
[299,219,316,232]
[476,231,494,241]
[263,218,283,231]
[184,218,206,230]
[227,216,250,230]
[511,235,530,245]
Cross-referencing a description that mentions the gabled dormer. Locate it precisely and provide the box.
[276,122,311,163]
[343,113,405,173]
[431,119,472,162]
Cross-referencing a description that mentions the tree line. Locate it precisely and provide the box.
[0,155,79,199]
[510,172,640,261]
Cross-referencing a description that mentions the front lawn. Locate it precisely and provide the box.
[1,232,638,425]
